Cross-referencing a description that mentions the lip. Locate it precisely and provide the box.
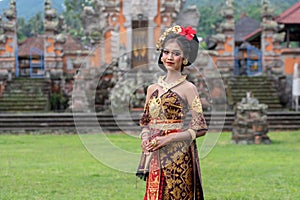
[166,62,174,65]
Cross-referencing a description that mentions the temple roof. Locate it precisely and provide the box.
[235,15,260,42]
[275,1,300,24]
[18,35,86,57]
[244,1,300,42]
[243,28,262,42]
[18,36,44,57]
[63,35,86,53]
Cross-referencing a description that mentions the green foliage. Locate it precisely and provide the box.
[50,92,67,111]
[8,0,300,42]
[197,5,224,37]
[17,12,44,41]
[0,131,300,199]
[193,0,299,38]
[62,0,94,40]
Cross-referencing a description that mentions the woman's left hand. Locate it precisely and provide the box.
[146,135,172,151]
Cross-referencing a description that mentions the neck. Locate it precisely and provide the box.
[165,70,182,83]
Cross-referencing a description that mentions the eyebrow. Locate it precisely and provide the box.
[163,48,182,51]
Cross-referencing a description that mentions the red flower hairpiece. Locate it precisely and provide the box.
[179,26,196,41]
[156,25,197,50]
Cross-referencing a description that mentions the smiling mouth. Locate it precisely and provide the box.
[166,62,174,65]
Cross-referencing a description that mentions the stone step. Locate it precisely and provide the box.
[229,86,276,91]
[0,101,48,106]
[229,76,270,80]
[0,111,299,133]
[226,75,283,110]
[0,78,51,112]
[228,78,272,82]
[5,87,49,92]
[6,87,50,92]
[0,97,48,102]
[0,106,48,112]
[231,94,279,99]
[1,93,48,97]
[232,98,281,103]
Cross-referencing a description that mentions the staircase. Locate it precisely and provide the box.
[0,78,51,112]
[226,76,283,110]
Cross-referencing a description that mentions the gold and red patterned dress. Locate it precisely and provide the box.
[138,77,207,200]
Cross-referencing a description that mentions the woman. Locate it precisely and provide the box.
[136,25,208,200]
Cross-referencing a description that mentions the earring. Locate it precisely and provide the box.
[183,58,188,65]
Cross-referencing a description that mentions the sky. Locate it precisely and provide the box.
[0,0,64,20]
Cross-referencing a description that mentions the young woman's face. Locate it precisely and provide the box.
[161,40,184,72]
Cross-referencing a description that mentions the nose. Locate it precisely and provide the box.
[167,52,174,59]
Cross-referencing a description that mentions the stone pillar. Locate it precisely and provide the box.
[213,0,235,77]
[0,0,17,78]
[260,0,284,76]
[44,0,66,76]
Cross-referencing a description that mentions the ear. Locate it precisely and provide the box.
[183,58,188,65]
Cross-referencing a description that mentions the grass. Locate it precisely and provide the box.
[0,131,300,200]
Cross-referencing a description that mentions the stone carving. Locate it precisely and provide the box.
[0,16,6,44]
[160,0,186,26]
[2,0,16,32]
[44,0,59,33]
[81,6,102,41]
[260,0,284,76]
[175,5,200,28]
[132,0,148,18]
[232,92,271,144]
[210,33,226,43]
[261,0,273,19]
[81,0,120,44]
[220,0,234,32]
[55,15,67,44]
[3,0,16,20]
[273,32,286,43]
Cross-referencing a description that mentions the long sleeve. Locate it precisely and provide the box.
[185,84,207,134]
[188,95,207,132]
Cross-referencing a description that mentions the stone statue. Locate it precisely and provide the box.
[232,92,270,144]
[273,32,286,43]
[261,0,273,19]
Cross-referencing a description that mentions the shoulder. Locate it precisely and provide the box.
[183,80,198,93]
[146,83,160,97]
[182,80,199,103]
[147,83,159,93]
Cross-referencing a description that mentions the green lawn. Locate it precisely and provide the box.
[0,131,299,200]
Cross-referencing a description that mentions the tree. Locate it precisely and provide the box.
[62,0,93,40]
[17,12,44,41]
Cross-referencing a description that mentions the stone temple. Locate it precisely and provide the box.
[0,0,299,136]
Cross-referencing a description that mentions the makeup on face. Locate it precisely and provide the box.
[162,49,183,57]
[161,41,184,71]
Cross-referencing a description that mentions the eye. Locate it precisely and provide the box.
[162,49,170,55]
[173,51,182,57]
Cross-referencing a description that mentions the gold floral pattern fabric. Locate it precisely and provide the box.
[139,89,207,200]
[191,96,203,113]
[140,89,207,133]
[159,139,194,200]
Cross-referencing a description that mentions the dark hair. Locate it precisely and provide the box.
[158,32,199,71]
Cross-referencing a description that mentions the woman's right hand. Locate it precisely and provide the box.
[141,139,150,154]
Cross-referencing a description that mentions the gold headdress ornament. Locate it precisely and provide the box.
[156,25,197,50]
